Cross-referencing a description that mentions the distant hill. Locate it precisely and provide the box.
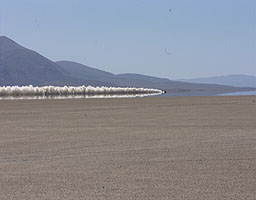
[178,75,256,88]
[116,73,170,83]
[56,61,255,96]
[0,36,76,86]
[1,36,255,96]
[0,36,115,86]
[56,61,119,86]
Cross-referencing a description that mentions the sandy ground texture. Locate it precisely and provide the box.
[0,96,256,200]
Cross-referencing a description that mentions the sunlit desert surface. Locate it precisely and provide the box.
[1,96,256,200]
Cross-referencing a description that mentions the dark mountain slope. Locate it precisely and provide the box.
[56,61,116,81]
[0,36,112,86]
[0,36,25,53]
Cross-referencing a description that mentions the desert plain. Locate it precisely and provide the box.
[0,96,256,200]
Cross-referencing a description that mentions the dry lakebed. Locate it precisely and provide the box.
[1,96,256,199]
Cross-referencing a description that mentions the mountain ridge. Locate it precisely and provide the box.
[0,36,255,95]
[0,36,25,53]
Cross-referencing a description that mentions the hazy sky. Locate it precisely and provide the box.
[1,0,255,79]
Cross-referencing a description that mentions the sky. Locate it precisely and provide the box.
[1,0,255,79]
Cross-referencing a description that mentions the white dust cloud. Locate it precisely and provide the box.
[0,85,163,99]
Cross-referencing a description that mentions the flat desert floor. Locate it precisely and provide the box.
[1,96,256,200]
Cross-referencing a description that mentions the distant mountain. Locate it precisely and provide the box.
[116,73,170,83]
[0,36,72,86]
[178,75,256,88]
[56,61,255,96]
[0,36,25,53]
[1,36,255,96]
[56,61,174,88]
[0,36,113,86]
[55,61,119,86]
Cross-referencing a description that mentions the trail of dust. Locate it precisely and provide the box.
[0,85,163,98]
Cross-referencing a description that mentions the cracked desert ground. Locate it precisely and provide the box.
[1,96,256,200]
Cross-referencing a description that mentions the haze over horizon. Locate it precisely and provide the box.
[1,0,255,79]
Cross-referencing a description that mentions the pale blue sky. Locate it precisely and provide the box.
[1,0,255,79]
